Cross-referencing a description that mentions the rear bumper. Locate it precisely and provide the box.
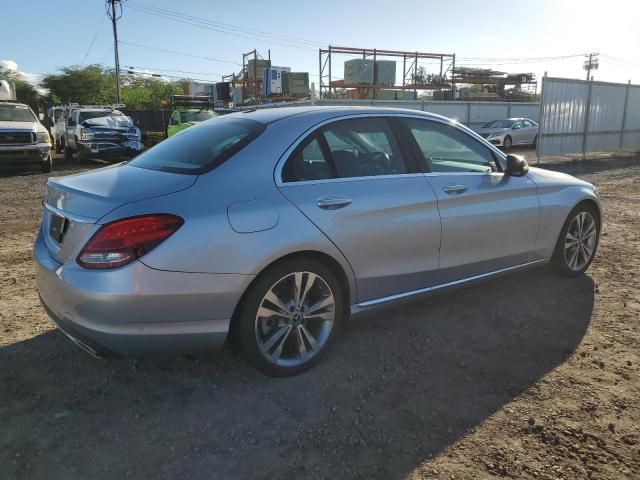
[0,143,51,165]
[33,227,253,356]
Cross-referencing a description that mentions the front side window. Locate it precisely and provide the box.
[180,111,218,123]
[129,118,264,174]
[322,118,407,178]
[404,118,499,173]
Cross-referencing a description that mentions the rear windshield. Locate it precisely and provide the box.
[129,118,264,174]
[0,105,36,122]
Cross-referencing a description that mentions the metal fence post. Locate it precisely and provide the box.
[536,74,546,164]
[619,80,631,150]
[507,102,511,118]
[466,102,471,127]
[581,79,593,158]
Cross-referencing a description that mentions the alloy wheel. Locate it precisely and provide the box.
[255,271,335,367]
[564,211,597,271]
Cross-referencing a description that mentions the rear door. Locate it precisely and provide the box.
[400,117,540,284]
[510,120,527,144]
[523,119,538,144]
[277,116,441,303]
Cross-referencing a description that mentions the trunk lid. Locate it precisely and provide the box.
[42,163,197,263]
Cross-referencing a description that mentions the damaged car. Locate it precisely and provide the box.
[64,107,143,162]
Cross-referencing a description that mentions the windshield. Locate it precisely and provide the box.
[180,111,218,123]
[0,105,36,122]
[482,119,516,129]
[78,110,123,123]
[129,118,265,174]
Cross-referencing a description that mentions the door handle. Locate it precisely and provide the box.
[316,196,352,210]
[443,184,467,195]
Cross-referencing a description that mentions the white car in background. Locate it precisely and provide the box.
[477,118,539,150]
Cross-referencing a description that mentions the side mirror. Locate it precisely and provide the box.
[505,154,529,177]
[512,124,521,130]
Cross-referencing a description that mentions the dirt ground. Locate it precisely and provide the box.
[1,152,639,480]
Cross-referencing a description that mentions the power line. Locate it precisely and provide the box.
[125,3,318,51]
[126,0,327,49]
[124,65,226,77]
[81,16,107,65]
[119,41,242,66]
[600,54,640,67]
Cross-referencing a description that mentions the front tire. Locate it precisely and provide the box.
[236,258,345,377]
[77,147,88,164]
[551,203,600,276]
[41,155,52,173]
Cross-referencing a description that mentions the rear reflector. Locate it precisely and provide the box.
[77,214,183,269]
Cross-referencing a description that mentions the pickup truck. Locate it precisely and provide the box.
[63,106,143,162]
[0,99,52,173]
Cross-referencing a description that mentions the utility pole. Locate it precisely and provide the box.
[584,53,599,81]
[106,0,122,103]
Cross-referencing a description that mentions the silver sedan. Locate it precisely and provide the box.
[34,107,601,376]
[477,118,539,150]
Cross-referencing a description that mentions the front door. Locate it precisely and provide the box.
[401,117,540,284]
[277,116,441,303]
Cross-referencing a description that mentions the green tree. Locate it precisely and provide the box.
[41,65,115,104]
[120,75,183,110]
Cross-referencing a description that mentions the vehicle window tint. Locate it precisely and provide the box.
[404,118,499,173]
[0,105,36,122]
[322,118,407,178]
[523,120,534,127]
[282,136,333,182]
[129,118,264,174]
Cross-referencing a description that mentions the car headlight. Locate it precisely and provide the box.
[127,127,141,139]
[80,128,95,141]
[37,131,51,144]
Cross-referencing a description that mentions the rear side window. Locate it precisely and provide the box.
[130,118,264,174]
[282,136,333,182]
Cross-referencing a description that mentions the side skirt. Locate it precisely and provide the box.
[350,259,548,317]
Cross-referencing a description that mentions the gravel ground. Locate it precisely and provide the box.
[0,153,639,480]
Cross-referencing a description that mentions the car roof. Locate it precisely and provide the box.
[0,101,28,107]
[229,106,453,125]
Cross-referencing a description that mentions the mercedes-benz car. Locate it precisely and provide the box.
[477,118,539,150]
[34,107,600,376]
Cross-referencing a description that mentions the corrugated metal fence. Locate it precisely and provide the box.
[537,77,640,157]
[255,99,540,132]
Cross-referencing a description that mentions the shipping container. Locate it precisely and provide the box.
[247,59,271,80]
[288,72,309,97]
[344,59,374,84]
[374,61,396,85]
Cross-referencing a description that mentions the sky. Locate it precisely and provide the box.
[2,0,639,92]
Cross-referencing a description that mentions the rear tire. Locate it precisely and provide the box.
[41,155,52,173]
[77,147,88,164]
[236,258,345,377]
[532,135,538,148]
[503,135,512,151]
[551,203,600,277]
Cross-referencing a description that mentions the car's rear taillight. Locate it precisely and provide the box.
[77,214,183,269]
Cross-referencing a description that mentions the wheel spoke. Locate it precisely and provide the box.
[294,326,309,360]
[568,246,579,269]
[566,231,578,243]
[262,325,292,352]
[304,295,334,317]
[300,273,317,308]
[257,305,289,320]
[292,272,303,308]
[263,289,291,316]
[299,324,319,352]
